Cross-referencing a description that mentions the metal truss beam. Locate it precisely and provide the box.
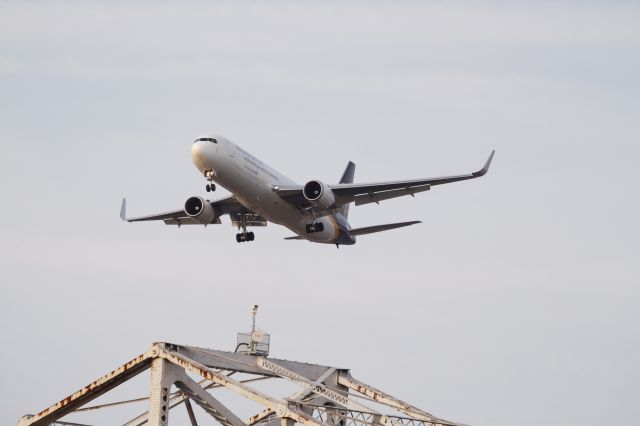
[123,382,209,426]
[18,351,154,426]
[247,367,337,425]
[337,374,441,422]
[173,370,244,426]
[176,346,332,380]
[255,358,462,426]
[124,376,271,426]
[184,399,199,426]
[148,358,174,426]
[309,405,464,426]
[257,357,373,413]
[158,347,330,426]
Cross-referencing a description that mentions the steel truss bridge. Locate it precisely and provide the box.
[18,342,463,426]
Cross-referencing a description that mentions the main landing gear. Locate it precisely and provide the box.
[236,232,255,243]
[236,214,255,243]
[305,222,324,233]
[205,170,216,192]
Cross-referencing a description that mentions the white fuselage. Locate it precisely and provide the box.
[191,136,346,244]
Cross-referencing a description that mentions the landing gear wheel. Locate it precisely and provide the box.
[236,231,254,243]
[204,170,216,192]
[314,222,324,232]
[235,214,256,243]
[305,224,313,234]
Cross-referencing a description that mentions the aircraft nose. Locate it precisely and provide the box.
[191,140,215,172]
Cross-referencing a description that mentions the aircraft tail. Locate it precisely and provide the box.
[339,161,356,218]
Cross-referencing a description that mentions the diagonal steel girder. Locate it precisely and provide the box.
[335,375,464,426]
[123,375,272,425]
[257,358,462,426]
[337,375,437,422]
[257,357,374,413]
[158,347,332,426]
[18,351,155,426]
[173,370,244,426]
[247,367,337,425]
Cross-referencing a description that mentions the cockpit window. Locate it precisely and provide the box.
[194,137,218,143]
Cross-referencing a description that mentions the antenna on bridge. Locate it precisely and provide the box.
[236,304,270,356]
[251,304,258,332]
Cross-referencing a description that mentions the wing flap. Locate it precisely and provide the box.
[163,217,222,226]
[271,185,306,206]
[353,184,431,206]
[230,215,268,227]
[126,209,187,222]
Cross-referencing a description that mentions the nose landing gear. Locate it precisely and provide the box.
[204,170,216,192]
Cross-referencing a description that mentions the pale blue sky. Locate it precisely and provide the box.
[1,2,639,425]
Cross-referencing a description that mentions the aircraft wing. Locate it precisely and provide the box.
[120,196,261,226]
[274,150,494,211]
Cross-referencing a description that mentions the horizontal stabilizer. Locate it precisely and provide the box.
[284,220,421,240]
[348,220,421,236]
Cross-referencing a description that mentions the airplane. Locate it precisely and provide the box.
[120,135,494,246]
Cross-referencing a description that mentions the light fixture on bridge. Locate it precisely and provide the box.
[236,304,270,356]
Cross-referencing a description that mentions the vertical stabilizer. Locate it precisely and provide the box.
[339,161,356,218]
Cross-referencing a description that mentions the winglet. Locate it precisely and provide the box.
[473,150,495,177]
[120,198,127,221]
[340,161,356,184]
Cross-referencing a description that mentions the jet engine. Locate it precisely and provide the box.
[184,196,216,224]
[303,180,336,209]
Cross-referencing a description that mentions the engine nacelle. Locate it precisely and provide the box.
[184,196,216,224]
[303,180,336,209]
